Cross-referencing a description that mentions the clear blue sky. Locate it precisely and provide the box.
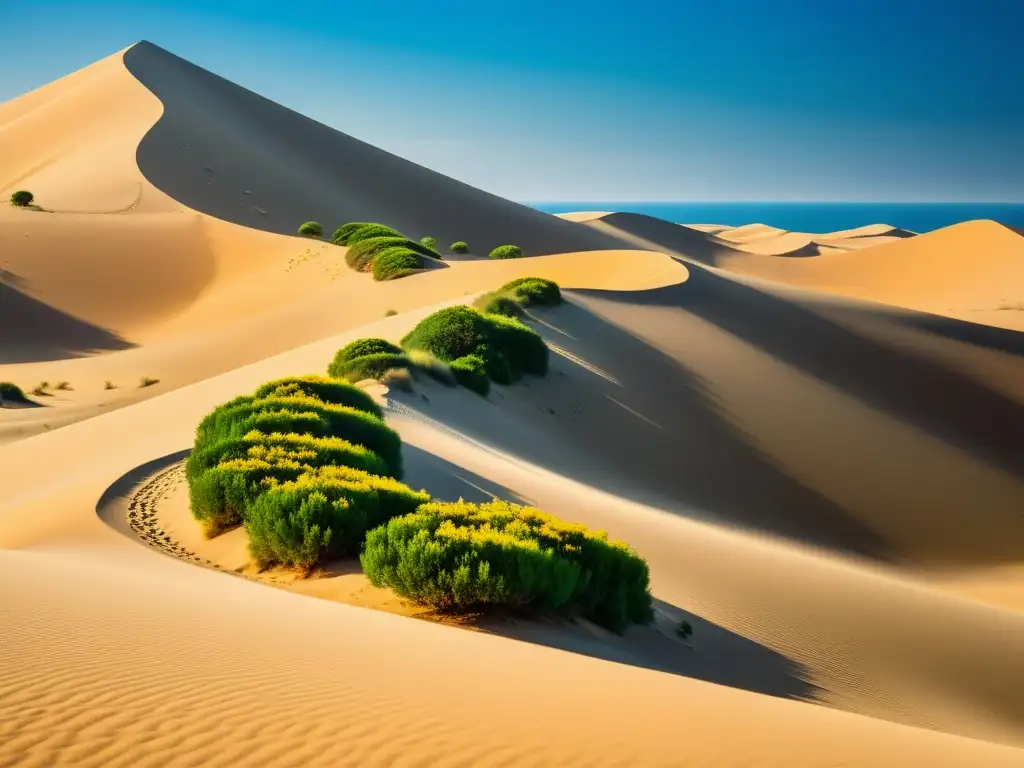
[1,0,1021,202]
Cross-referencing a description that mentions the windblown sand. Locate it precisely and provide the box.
[2,42,1023,766]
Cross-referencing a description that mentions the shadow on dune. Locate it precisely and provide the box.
[122,42,629,258]
[481,597,819,704]
[584,213,741,266]
[0,282,135,363]
[402,443,529,505]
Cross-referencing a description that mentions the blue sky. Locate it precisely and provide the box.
[1,0,1021,201]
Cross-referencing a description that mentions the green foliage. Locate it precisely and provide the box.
[10,190,34,207]
[449,355,489,396]
[332,222,371,245]
[253,375,383,420]
[345,236,438,272]
[500,277,562,307]
[361,499,653,632]
[346,223,403,244]
[488,244,524,260]
[330,338,403,371]
[401,306,548,392]
[450,241,469,254]
[334,353,411,383]
[372,248,421,281]
[473,292,524,318]
[420,236,438,251]
[0,382,30,405]
[298,221,324,238]
[247,466,430,568]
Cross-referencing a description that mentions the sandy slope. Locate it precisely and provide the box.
[3,41,1024,766]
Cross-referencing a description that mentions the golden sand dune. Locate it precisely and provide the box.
[2,42,1024,766]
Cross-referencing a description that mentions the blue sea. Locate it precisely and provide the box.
[527,202,1024,234]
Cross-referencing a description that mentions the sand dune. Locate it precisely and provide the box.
[2,41,1024,766]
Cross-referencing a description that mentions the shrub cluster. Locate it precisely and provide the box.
[488,244,524,260]
[373,247,421,281]
[361,499,653,633]
[0,382,31,405]
[298,221,323,238]
[10,191,34,207]
[401,306,547,393]
[185,376,414,567]
[450,241,470,254]
[474,277,563,318]
[333,222,437,281]
[420,236,438,251]
[346,223,403,244]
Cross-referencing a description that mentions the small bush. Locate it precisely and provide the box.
[334,352,411,383]
[450,241,469,254]
[346,223,403,244]
[372,248,421,281]
[401,305,548,390]
[298,221,324,238]
[500,277,562,307]
[331,338,403,366]
[0,382,31,405]
[473,292,524,318]
[385,308,398,317]
[10,190,33,207]
[488,244,523,260]
[420,236,438,251]
[55,381,72,391]
[449,355,489,395]
[104,380,116,390]
[31,382,50,397]
[345,236,438,272]
[361,499,653,632]
[328,339,406,382]
[140,377,160,388]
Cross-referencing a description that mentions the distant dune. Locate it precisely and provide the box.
[2,41,1024,767]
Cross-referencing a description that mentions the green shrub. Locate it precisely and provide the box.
[332,222,371,245]
[346,223,403,244]
[361,499,653,632]
[329,338,403,375]
[345,236,439,272]
[500,277,562,307]
[253,376,383,420]
[247,467,429,568]
[407,349,457,387]
[333,352,411,383]
[10,190,33,207]
[0,382,31,405]
[420,236,438,251]
[473,292,524,318]
[450,241,469,254]
[401,306,547,390]
[189,456,306,534]
[372,248,421,281]
[449,355,489,396]
[298,221,324,238]
[488,244,523,260]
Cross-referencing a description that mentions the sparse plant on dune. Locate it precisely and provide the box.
[450,241,469,254]
[10,190,34,207]
[361,499,653,632]
[140,376,160,388]
[401,305,548,392]
[32,382,51,397]
[55,381,72,391]
[385,308,398,317]
[297,221,324,238]
[0,382,32,406]
[488,244,524,260]
[677,620,694,640]
[104,380,117,390]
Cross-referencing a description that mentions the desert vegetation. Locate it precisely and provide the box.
[450,241,469,254]
[297,221,323,238]
[474,277,563,318]
[488,244,524,260]
[401,305,548,392]
[140,376,160,388]
[334,222,441,281]
[361,499,653,633]
[0,382,32,406]
[185,376,420,565]
[9,190,34,207]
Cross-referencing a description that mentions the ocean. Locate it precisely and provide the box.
[526,202,1024,234]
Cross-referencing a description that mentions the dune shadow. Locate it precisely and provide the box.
[476,598,819,703]
[0,282,135,363]
[401,442,529,505]
[597,267,1024,479]
[95,449,191,537]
